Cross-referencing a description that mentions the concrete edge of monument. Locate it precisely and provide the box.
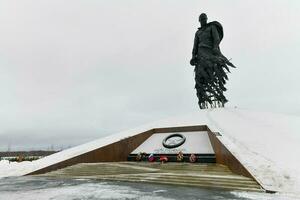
[24,108,286,193]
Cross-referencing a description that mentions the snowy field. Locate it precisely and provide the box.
[0,176,298,200]
[1,108,300,199]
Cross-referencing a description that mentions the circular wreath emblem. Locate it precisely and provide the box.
[162,133,186,149]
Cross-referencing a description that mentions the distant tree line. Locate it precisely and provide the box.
[0,150,57,158]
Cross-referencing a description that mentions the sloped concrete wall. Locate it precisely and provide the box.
[27,129,154,175]
[207,127,253,178]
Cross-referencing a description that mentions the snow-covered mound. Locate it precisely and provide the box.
[1,108,300,195]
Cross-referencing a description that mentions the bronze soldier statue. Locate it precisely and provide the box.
[190,13,235,109]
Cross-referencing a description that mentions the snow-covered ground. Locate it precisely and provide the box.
[1,108,300,197]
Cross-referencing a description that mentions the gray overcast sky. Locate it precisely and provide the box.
[0,0,300,150]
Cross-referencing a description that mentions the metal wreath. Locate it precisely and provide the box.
[162,133,186,149]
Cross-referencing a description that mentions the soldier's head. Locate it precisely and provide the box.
[199,13,208,26]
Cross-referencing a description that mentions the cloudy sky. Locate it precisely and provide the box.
[0,0,299,151]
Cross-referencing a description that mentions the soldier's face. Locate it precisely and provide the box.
[199,16,207,26]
